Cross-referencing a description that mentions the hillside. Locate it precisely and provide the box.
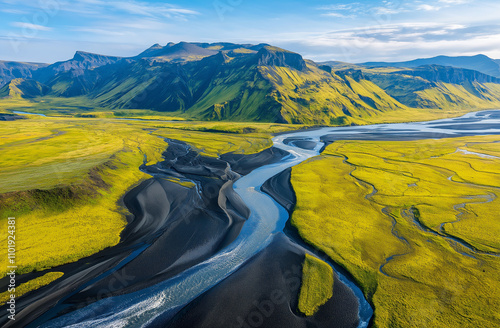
[40,45,411,124]
[362,65,500,110]
[2,43,500,124]
[0,78,50,99]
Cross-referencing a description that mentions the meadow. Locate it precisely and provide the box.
[291,135,500,327]
[0,272,63,306]
[297,253,334,316]
[0,94,490,128]
[0,113,291,298]
[3,103,500,325]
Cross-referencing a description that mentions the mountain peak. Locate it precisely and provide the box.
[72,51,121,62]
[73,51,93,61]
[136,42,218,62]
[256,46,307,71]
[148,43,163,51]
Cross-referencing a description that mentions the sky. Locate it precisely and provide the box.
[1,0,499,64]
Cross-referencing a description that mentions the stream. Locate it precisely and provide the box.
[41,110,500,328]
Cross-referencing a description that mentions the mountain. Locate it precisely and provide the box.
[136,42,218,62]
[38,45,409,123]
[33,51,124,83]
[136,42,269,62]
[362,65,500,110]
[3,43,500,124]
[391,65,500,84]
[0,78,50,98]
[0,61,48,87]
[361,54,500,78]
[257,46,307,71]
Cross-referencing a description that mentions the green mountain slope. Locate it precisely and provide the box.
[45,46,409,123]
[3,43,500,124]
[0,79,50,99]
[363,65,500,110]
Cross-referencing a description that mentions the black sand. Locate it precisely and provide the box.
[165,233,360,328]
[0,139,264,327]
[220,147,289,175]
[261,167,296,213]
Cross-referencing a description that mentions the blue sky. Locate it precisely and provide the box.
[1,0,499,63]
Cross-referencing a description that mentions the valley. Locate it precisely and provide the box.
[0,110,499,327]
[1,42,500,328]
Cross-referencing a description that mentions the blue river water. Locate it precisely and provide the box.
[41,110,500,328]
[12,111,46,117]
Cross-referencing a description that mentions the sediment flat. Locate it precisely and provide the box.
[167,233,360,328]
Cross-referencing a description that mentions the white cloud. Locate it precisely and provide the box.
[318,4,358,11]
[322,12,355,19]
[62,0,200,19]
[268,22,500,62]
[10,22,52,31]
[417,4,441,11]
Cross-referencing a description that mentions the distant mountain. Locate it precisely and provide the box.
[0,61,48,87]
[33,51,124,83]
[2,43,500,123]
[393,65,500,84]
[363,65,500,109]
[360,54,500,78]
[0,78,49,98]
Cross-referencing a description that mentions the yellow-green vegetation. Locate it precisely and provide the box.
[144,120,312,158]
[0,118,167,277]
[298,254,334,316]
[291,135,500,327]
[416,82,500,110]
[258,63,490,125]
[0,115,277,279]
[260,63,409,125]
[0,272,64,305]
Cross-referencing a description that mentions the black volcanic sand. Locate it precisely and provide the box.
[0,139,287,328]
[164,233,360,328]
[283,137,318,150]
[0,114,25,121]
[261,167,296,213]
[220,147,289,175]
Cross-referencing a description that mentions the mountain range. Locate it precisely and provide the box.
[360,54,500,78]
[1,42,500,124]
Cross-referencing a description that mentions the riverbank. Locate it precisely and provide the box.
[290,117,500,326]
[2,110,499,327]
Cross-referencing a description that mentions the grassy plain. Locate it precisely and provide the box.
[291,135,500,327]
[0,114,285,279]
[1,93,493,128]
[0,272,63,305]
[297,254,334,316]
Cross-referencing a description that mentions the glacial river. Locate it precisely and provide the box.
[42,110,500,328]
